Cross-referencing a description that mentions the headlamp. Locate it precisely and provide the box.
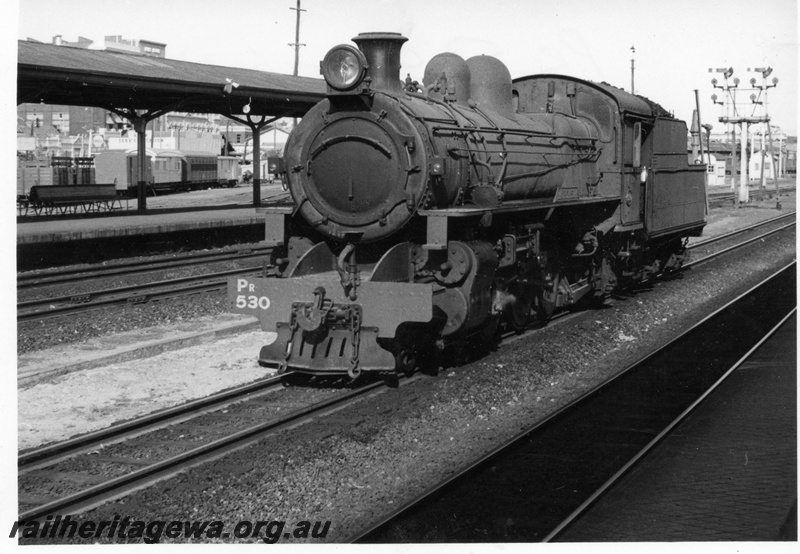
[321,45,367,91]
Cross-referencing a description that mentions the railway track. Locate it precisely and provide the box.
[689,210,795,250]
[17,211,795,323]
[17,217,794,529]
[707,184,794,207]
[18,375,392,521]
[349,261,796,542]
[544,306,796,541]
[19,374,289,472]
[17,247,272,289]
[685,211,795,265]
[17,265,266,322]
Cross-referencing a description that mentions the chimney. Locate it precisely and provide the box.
[352,32,408,93]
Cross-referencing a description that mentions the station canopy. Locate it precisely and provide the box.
[17,40,327,119]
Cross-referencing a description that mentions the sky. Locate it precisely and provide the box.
[10,0,800,135]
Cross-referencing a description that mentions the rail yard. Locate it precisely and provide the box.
[15,14,797,544]
[17,182,796,543]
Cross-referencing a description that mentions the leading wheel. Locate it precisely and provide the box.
[534,272,561,322]
[507,280,533,333]
[394,347,418,378]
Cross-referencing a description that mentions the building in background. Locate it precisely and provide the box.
[783,137,796,175]
[748,151,776,181]
[44,35,93,48]
[687,130,795,186]
[225,122,292,159]
[16,34,226,159]
[104,35,166,58]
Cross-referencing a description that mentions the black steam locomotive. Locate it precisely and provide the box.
[229,32,706,379]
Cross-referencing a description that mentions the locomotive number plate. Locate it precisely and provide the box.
[232,278,271,311]
[228,275,433,338]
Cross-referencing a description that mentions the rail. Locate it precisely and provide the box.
[18,379,386,521]
[544,303,796,541]
[17,266,265,322]
[19,374,289,471]
[348,261,796,542]
[17,246,272,289]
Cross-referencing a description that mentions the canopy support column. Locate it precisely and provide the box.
[108,105,174,213]
[252,120,263,206]
[131,116,150,211]
[226,112,288,207]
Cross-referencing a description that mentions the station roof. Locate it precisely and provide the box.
[17,40,327,119]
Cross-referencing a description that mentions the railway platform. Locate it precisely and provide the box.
[558,314,797,542]
[16,184,285,245]
[17,205,262,245]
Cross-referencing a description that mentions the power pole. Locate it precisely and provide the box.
[630,45,635,94]
[289,0,306,127]
[289,1,306,77]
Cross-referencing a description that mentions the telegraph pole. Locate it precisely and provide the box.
[289,0,306,127]
[289,1,306,77]
[630,46,635,94]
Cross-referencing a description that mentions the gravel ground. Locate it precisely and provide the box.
[18,291,231,354]
[18,327,275,450]
[16,250,269,355]
[16,187,795,544]
[18,385,353,510]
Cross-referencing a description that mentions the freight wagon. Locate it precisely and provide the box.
[17,157,94,196]
[93,150,241,196]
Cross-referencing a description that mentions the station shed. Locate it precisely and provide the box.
[18,40,325,211]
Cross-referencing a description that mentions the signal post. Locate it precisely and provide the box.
[711,67,780,209]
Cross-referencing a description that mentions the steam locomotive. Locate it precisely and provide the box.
[229,32,707,379]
